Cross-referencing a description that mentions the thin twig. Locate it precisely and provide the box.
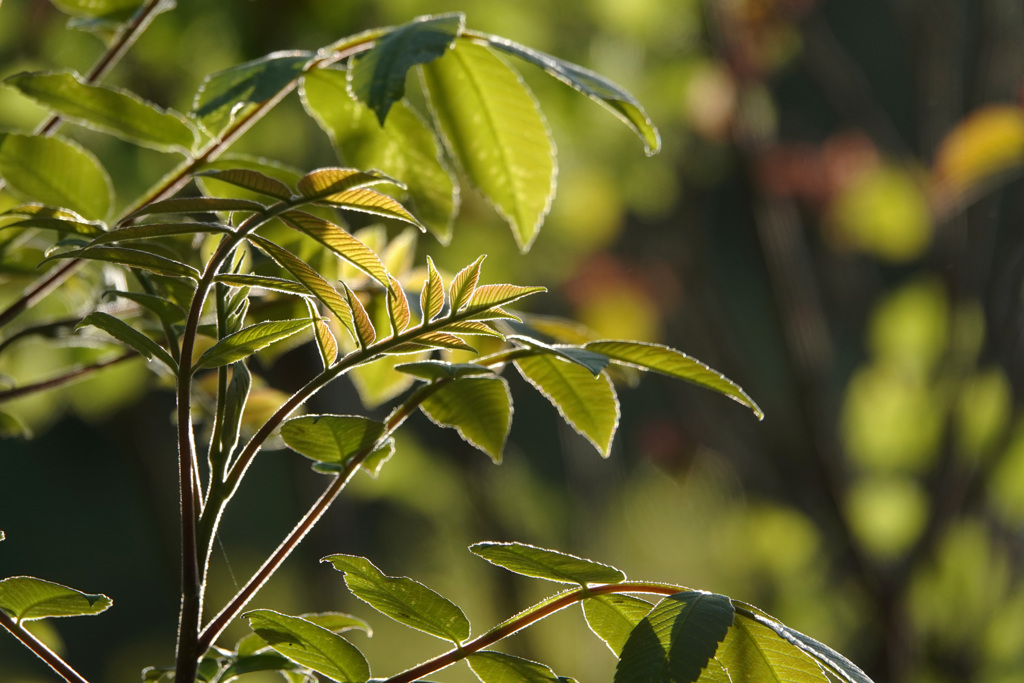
[0,611,93,683]
[0,352,138,404]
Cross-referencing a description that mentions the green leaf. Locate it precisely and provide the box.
[350,13,464,124]
[465,284,546,312]
[0,412,33,439]
[319,187,425,230]
[423,40,555,252]
[321,554,471,644]
[221,652,305,680]
[342,283,376,348]
[86,221,230,246]
[585,341,764,420]
[301,67,458,242]
[386,275,412,335]
[280,210,390,287]
[515,353,619,457]
[395,360,494,381]
[49,0,143,19]
[410,331,475,352]
[468,651,558,683]
[420,376,511,462]
[77,311,176,370]
[449,255,485,312]
[0,132,112,220]
[303,612,373,635]
[510,336,608,376]
[472,34,661,156]
[194,318,311,371]
[5,70,196,152]
[216,273,309,296]
[419,255,445,323]
[470,542,625,586]
[105,290,186,326]
[194,51,314,136]
[716,612,828,683]
[129,196,267,218]
[0,576,112,622]
[219,362,251,461]
[584,595,654,656]
[244,609,369,683]
[438,321,504,338]
[197,169,294,200]
[1,205,106,237]
[295,167,399,200]
[45,246,200,280]
[309,303,339,369]
[614,592,734,683]
[281,415,385,465]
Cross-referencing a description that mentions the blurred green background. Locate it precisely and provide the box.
[2,0,1024,681]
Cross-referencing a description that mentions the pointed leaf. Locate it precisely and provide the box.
[420,376,511,462]
[295,167,399,200]
[413,331,475,352]
[319,187,425,230]
[197,169,293,200]
[0,132,112,220]
[585,341,763,420]
[386,275,412,335]
[311,309,339,368]
[510,336,608,375]
[1,214,106,237]
[129,196,266,218]
[45,246,200,280]
[349,13,464,124]
[321,554,470,643]
[614,592,735,683]
[281,415,385,465]
[342,283,376,348]
[194,318,311,370]
[584,595,654,656]
[86,221,230,246]
[470,542,625,586]
[5,70,196,152]
[465,284,545,312]
[280,210,390,287]
[395,360,494,381]
[216,273,309,296]
[437,321,503,338]
[0,576,111,622]
[419,255,445,323]
[449,255,485,312]
[77,311,176,369]
[244,609,369,683]
[423,41,555,251]
[717,612,828,683]
[515,353,619,457]
[301,67,458,241]
[219,362,251,460]
[194,51,314,136]
[221,653,305,680]
[473,34,661,156]
[105,290,186,326]
[468,651,558,683]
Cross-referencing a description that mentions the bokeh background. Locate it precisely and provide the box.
[2,0,1024,681]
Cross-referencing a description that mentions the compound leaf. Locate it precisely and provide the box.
[0,576,111,622]
[244,609,369,683]
[584,595,654,656]
[470,542,625,586]
[194,318,311,370]
[420,376,511,462]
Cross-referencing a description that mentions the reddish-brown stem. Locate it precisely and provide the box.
[0,611,92,683]
[0,352,138,404]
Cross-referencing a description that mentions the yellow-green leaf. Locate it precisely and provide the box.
[386,275,411,335]
[0,576,112,622]
[194,318,311,371]
[280,210,390,287]
[342,283,376,349]
[197,169,293,200]
[449,255,485,312]
[468,651,558,683]
[420,376,512,462]
[243,609,369,683]
[419,255,445,323]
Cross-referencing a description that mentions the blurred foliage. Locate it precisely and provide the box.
[1,0,1024,682]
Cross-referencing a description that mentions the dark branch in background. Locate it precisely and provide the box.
[0,352,139,405]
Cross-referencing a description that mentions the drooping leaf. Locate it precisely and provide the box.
[716,611,828,683]
[470,542,625,586]
[194,318,311,371]
[128,196,267,218]
[197,169,294,200]
[419,255,445,323]
[584,595,654,656]
[449,255,485,312]
[0,132,112,220]
[1,212,106,237]
[467,651,558,683]
[280,210,390,287]
[395,360,494,381]
[0,576,112,622]
[301,67,458,241]
[243,609,369,683]
[44,246,200,280]
[77,311,176,370]
[614,592,734,683]
[5,70,197,152]
[48,0,142,19]
[86,221,230,246]
[423,40,555,252]
[471,33,661,156]
[510,336,608,376]
[386,275,411,335]
[586,341,764,420]
[349,13,464,124]
[515,353,619,457]
[420,376,511,462]
[194,51,314,136]
[105,290,186,326]
[281,415,385,466]
[216,273,309,296]
[322,554,471,644]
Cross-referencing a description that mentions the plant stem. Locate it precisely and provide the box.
[0,611,93,683]
[0,352,139,405]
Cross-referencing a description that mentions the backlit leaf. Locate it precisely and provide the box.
[322,554,470,644]
[105,290,186,326]
[197,169,293,200]
[395,360,494,381]
[586,341,763,420]
[195,318,311,370]
[449,255,484,312]
[216,273,308,296]
[280,210,390,287]
[614,592,734,683]
[386,275,411,335]
[515,353,619,457]
[420,376,511,462]
[349,13,464,124]
[419,255,445,323]
[319,187,425,230]
[470,542,625,586]
[295,167,398,200]
[5,70,197,152]
[308,304,339,368]
[48,0,141,19]
[0,132,112,220]
[342,283,376,349]
[584,595,654,656]
[244,609,369,683]
[219,362,251,461]
[281,415,385,465]
[128,196,266,218]
[0,576,111,622]
[301,67,458,241]
[510,336,608,375]
[468,651,558,683]
[423,40,555,251]
[717,612,827,683]
[194,51,314,136]
[1,216,106,237]
[77,311,176,370]
[465,284,545,312]
[86,221,230,246]
[221,653,305,680]
[412,331,474,351]
[438,321,503,338]
[472,34,661,156]
[45,246,200,280]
